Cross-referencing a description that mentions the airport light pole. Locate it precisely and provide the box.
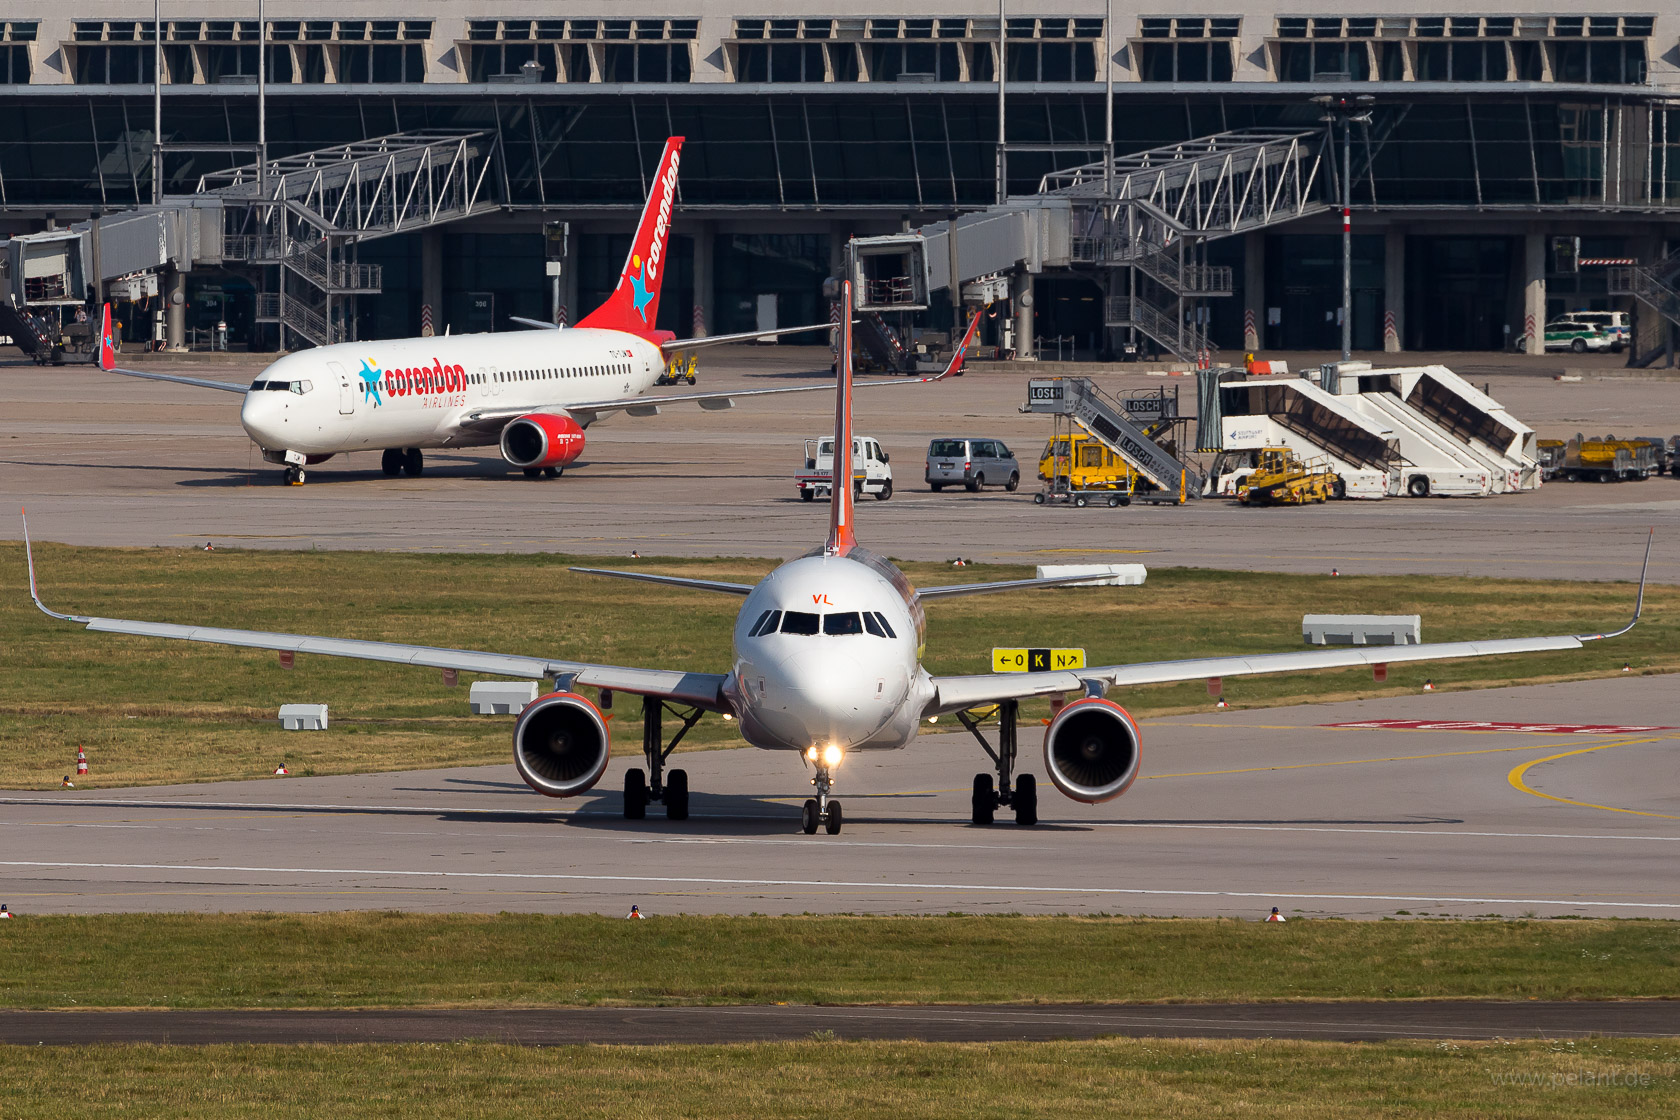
[1313,93,1373,362]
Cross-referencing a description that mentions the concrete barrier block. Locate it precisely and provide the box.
[1035,564,1148,587]
[470,680,540,715]
[1303,614,1421,646]
[278,703,328,731]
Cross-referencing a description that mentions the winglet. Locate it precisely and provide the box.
[98,303,117,371]
[576,137,684,335]
[930,307,984,382]
[824,280,857,557]
[1580,528,1653,642]
[21,509,80,622]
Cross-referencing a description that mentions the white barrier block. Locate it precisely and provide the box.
[470,680,541,715]
[1302,614,1421,647]
[278,703,328,731]
[1035,564,1148,588]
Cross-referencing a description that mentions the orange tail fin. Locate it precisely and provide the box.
[825,281,857,556]
[98,303,117,371]
[576,137,684,336]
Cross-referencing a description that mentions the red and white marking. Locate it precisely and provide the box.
[1326,720,1674,735]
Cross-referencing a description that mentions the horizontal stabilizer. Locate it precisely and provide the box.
[569,567,755,596]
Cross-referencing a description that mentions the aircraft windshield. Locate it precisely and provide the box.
[779,611,820,635]
[823,612,863,636]
[767,610,894,638]
[250,380,312,395]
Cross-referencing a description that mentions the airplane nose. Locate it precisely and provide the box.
[762,649,891,749]
[240,391,284,447]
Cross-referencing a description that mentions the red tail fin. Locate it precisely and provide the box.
[825,281,857,556]
[98,303,117,371]
[576,137,684,335]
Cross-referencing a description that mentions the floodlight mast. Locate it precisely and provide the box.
[1314,93,1375,362]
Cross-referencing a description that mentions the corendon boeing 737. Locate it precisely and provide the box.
[96,136,950,486]
[26,281,1650,835]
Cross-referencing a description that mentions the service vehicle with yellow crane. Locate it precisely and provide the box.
[1236,447,1340,505]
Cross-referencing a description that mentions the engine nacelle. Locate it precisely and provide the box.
[1042,697,1141,804]
[512,691,610,798]
[500,413,585,470]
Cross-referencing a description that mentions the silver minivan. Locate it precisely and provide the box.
[926,437,1020,492]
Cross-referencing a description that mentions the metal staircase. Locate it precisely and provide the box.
[199,130,501,349]
[1608,247,1680,368]
[0,298,59,363]
[1027,377,1204,497]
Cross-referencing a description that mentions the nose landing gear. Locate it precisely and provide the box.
[282,466,306,486]
[958,700,1039,826]
[802,763,843,835]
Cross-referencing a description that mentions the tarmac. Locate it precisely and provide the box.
[3,677,1675,920]
[2,1002,1674,1046]
[2,347,1676,583]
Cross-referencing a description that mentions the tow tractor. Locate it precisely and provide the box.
[1237,447,1340,505]
[796,435,894,501]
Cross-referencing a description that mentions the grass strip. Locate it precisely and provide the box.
[0,1038,1675,1118]
[1,914,1676,1010]
[3,544,1671,789]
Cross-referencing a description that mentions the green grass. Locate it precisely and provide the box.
[2,543,1672,789]
[0,1038,1675,1118]
[2,914,1676,1010]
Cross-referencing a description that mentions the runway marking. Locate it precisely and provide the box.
[1508,741,1680,821]
[1328,720,1674,735]
[1142,740,1605,780]
[2,860,1677,910]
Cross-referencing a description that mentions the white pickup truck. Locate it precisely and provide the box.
[796,436,894,501]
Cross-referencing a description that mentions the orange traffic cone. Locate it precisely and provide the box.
[76,748,88,777]
[273,764,289,776]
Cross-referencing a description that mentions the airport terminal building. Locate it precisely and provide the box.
[2,3,1678,361]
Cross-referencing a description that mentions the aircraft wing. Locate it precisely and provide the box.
[101,366,248,394]
[925,533,1651,715]
[569,568,755,596]
[22,515,729,711]
[463,309,983,427]
[507,316,833,351]
[918,573,1106,600]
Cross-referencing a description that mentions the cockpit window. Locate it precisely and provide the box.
[779,611,820,635]
[747,609,781,637]
[863,612,885,637]
[823,612,863,636]
[871,612,897,639]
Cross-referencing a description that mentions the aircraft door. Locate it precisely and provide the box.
[327,362,354,415]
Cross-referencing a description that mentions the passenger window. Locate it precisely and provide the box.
[747,609,781,637]
[872,612,897,639]
[780,611,819,635]
[863,612,885,637]
[824,612,863,636]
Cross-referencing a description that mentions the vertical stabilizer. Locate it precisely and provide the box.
[576,137,685,335]
[825,281,857,556]
[98,304,117,371]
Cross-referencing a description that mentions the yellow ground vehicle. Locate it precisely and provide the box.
[1237,447,1339,505]
[1553,436,1659,482]
[1038,433,1146,493]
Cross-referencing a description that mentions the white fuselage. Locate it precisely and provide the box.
[238,328,665,458]
[726,551,933,754]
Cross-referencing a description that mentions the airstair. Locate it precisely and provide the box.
[198,130,501,349]
[1025,377,1203,498]
[855,312,916,374]
[1608,247,1680,368]
[1212,375,1401,499]
[0,299,58,363]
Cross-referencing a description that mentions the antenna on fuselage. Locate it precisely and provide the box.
[824,279,857,557]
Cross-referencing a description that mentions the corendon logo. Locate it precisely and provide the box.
[627,152,681,323]
[381,357,470,400]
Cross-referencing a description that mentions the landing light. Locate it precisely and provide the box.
[722,713,734,721]
[927,716,938,724]
[822,744,844,767]
[806,746,819,761]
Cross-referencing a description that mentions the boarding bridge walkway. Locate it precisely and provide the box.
[1026,377,1204,497]
[910,129,1327,364]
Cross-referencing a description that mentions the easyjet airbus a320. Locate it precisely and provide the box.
[98,136,963,485]
[27,282,1648,834]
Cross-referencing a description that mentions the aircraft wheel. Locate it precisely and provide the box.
[1013,774,1038,826]
[403,449,424,477]
[381,449,403,477]
[523,468,542,479]
[544,466,562,478]
[971,774,995,825]
[282,466,301,486]
[624,768,648,820]
[664,769,689,821]
[825,800,844,835]
[801,799,820,835]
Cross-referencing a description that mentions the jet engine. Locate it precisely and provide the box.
[512,691,610,797]
[1042,697,1141,803]
[500,413,585,471]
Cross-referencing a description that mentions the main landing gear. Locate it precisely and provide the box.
[381,448,424,478]
[957,700,1038,826]
[620,693,704,822]
[522,466,563,479]
[801,759,843,835]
